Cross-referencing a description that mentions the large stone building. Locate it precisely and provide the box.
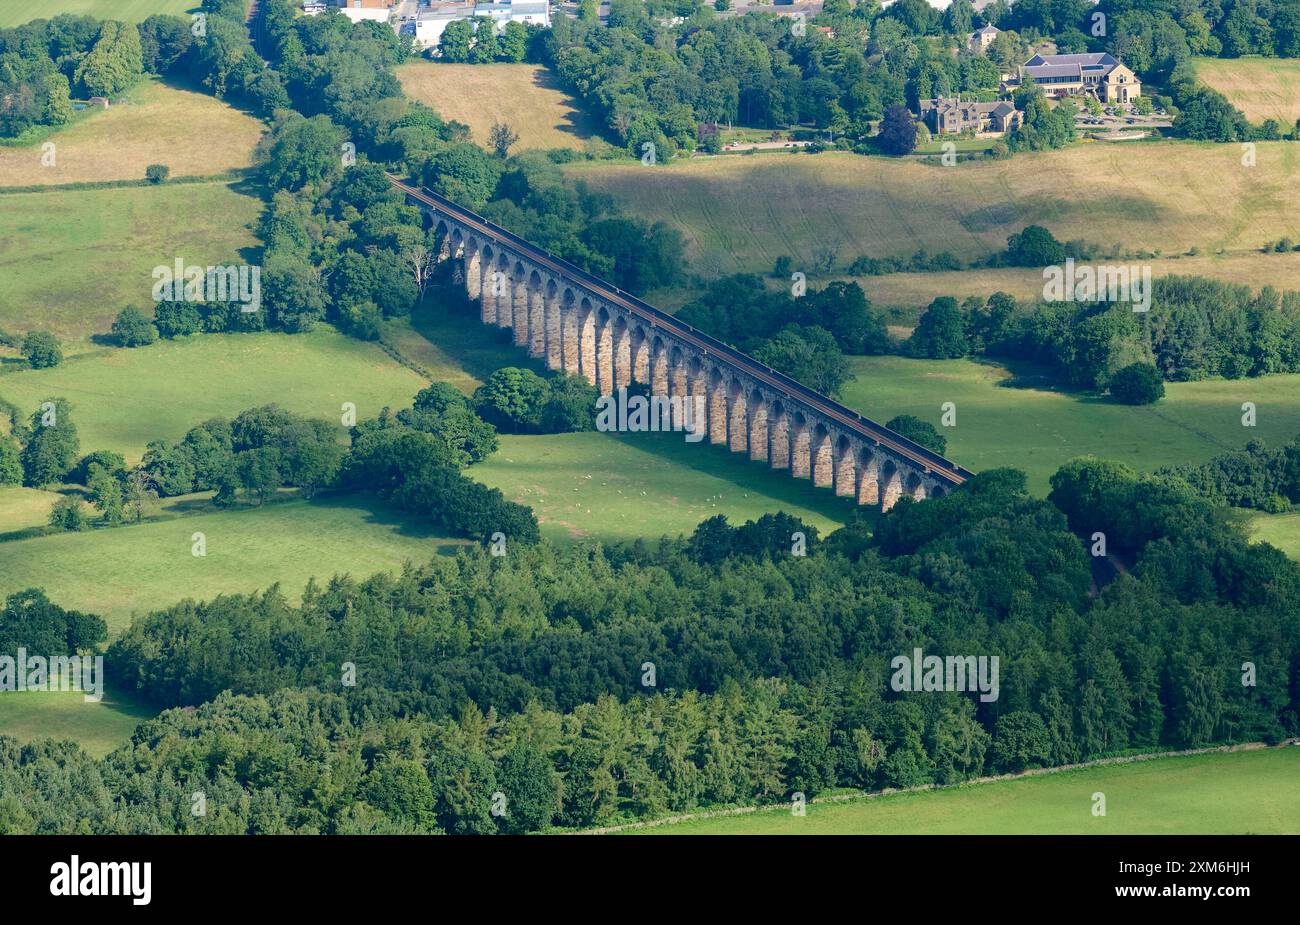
[1005,52,1141,104]
[919,97,1021,135]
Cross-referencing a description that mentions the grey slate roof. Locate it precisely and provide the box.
[1020,52,1123,82]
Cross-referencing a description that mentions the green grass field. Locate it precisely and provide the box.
[633,747,1300,834]
[0,1,194,28]
[1194,56,1300,126]
[471,431,857,544]
[0,328,427,462]
[1248,510,1300,560]
[0,686,156,758]
[0,180,261,343]
[570,145,1300,276]
[0,77,262,187]
[0,495,465,634]
[0,485,69,536]
[383,302,543,395]
[838,357,1300,494]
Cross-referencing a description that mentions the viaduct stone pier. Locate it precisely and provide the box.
[390,175,975,509]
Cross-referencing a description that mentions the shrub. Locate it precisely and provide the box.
[474,367,549,433]
[1005,225,1065,267]
[0,435,22,486]
[21,398,79,487]
[539,374,599,433]
[111,307,158,347]
[904,296,969,359]
[70,450,126,485]
[48,496,87,532]
[1108,362,1164,405]
[152,300,203,338]
[885,415,947,455]
[22,331,62,368]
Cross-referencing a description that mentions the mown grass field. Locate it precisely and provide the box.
[0,0,193,28]
[0,687,156,758]
[843,250,1300,315]
[839,357,1300,494]
[632,747,1300,834]
[0,485,72,535]
[1194,56,1300,126]
[0,78,262,187]
[1248,510,1300,560]
[471,431,857,545]
[0,179,261,343]
[569,145,1300,276]
[397,62,601,152]
[383,301,543,395]
[0,328,426,462]
[0,495,465,634]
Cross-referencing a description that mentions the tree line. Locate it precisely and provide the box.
[2,458,1295,832]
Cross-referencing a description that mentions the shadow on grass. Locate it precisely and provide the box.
[530,68,606,147]
[308,493,470,547]
[406,285,548,383]
[605,429,869,531]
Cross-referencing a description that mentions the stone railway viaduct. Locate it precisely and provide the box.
[391,176,975,509]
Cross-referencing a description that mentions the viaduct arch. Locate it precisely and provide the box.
[392,175,974,509]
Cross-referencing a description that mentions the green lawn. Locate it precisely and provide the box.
[913,137,996,155]
[1248,510,1300,560]
[0,1,194,28]
[0,180,261,344]
[383,301,543,396]
[633,747,1300,834]
[0,328,428,463]
[0,495,466,635]
[0,686,156,759]
[840,357,1300,494]
[0,485,68,536]
[470,431,858,545]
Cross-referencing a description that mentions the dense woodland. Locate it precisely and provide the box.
[2,464,1297,833]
